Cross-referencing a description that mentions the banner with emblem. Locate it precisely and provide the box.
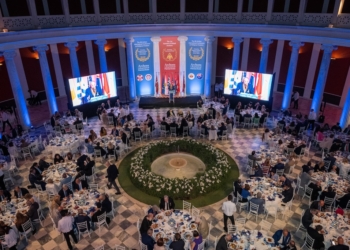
[159,37,180,96]
[185,36,206,95]
[132,37,154,96]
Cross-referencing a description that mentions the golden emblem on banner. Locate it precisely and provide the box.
[188,47,204,61]
[162,48,177,61]
[135,48,151,62]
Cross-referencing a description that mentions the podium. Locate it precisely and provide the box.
[169,90,175,103]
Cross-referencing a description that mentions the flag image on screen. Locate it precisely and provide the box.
[69,71,117,107]
[223,69,273,101]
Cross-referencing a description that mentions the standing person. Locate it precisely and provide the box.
[28,89,41,105]
[292,90,299,109]
[222,195,237,232]
[308,109,317,130]
[106,160,121,195]
[0,226,18,250]
[1,110,13,133]
[214,83,220,98]
[218,82,224,98]
[57,210,78,250]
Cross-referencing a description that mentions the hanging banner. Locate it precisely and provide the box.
[132,37,154,96]
[159,36,180,96]
[185,36,206,95]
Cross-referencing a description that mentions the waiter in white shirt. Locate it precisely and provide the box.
[57,210,78,250]
[1,110,12,133]
[308,109,316,130]
[292,91,299,109]
[222,194,237,232]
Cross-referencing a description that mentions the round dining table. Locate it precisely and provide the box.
[228,229,280,250]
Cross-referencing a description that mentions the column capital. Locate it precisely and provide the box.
[232,37,243,44]
[260,39,273,47]
[1,50,16,60]
[205,36,216,44]
[289,41,304,49]
[321,44,338,53]
[64,42,79,50]
[177,36,188,42]
[94,39,107,47]
[33,45,49,53]
[151,37,162,43]
[123,38,134,44]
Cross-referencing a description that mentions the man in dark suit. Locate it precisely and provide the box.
[98,194,112,213]
[307,225,325,250]
[76,153,88,169]
[140,213,154,234]
[142,229,156,250]
[338,187,350,209]
[38,157,50,170]
[324,153,337,169]
[329,237,350,250]
[308,181,322,201]
[14,186,29,198]
[302,161,313,173]
[91,202,110,224]
[31,162,43,177]
[0,189,11,201]
[26,199,39,221]
[302,208,315,229]
[159,195,175,210]
[161,117,170,131]
[72,178,88,192]
[29,169,46,190]
[310,200,325,211]
[272,159,285,172]
[84,78,103,103]
[233,179,242,197]
[201,122,208,135]
[249,192,265,214]
[75,208,92,231]
[217,122,227,137]
[80,157,94,177]
[247,151,261,168]
[58,184,73,200]
[216,234,233,250]
[208,104,216,119]
[272,229,291,246]
[279,176,291,188]
[170,120,179,134]
[281,184,293,203]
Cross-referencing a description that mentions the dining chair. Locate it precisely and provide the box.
[76,221,91,240]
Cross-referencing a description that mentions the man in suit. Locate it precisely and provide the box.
[72,178,88,192]
[302,161,313,173]
[0,189,11,201]
[310,200,325,211]
[38,157,50,170]
[14,186,29,198]
[26,199,39,221]
[307,225,325,250]
[300,171,312,189]
[324,153,337,169]
[60,173,72,188]
[216,234,233,250]
[81,157,94,177]
[84,77,103,103]
[98,193,112,214]
[279,176,291,188]
[217,122,227,137]
[338,187,350,209]
[302,208,316,229]
[142,229,156,250]
[329,237,350,250]
[249,192,265,214]
[233,179,242,197]
[58,184,73,200]
[272,159,285,172]
[272,229,291,246]
[76,153,88,169]
[159,195,175,210]
[308,181,322,201]
[247,151,261,168]
[250,164,264,178]
[281,184,293,203]
[208,104,216,119]
[75,208,92,231]
[237,77,254,95]
[29,169,46,190]
[161,117,170,131]
[31,162,43,177]
[91,202,110,225]
[169,119,179,135]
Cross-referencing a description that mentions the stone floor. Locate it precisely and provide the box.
[11,104,322,250]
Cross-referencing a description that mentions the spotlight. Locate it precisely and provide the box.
[2,29,8,33]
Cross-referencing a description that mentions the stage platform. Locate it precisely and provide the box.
[139,96,201,109]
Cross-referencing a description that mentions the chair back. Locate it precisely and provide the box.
[95,149,102,157]
[21,219,32,233]
[140,241,148,250]
[324,160,331,171]
[244,117,251,123]
[170,127,176,134]
[249,202,259,213]
[183,200,191,213]
[304,186,313,196]
[235,217,246,227]
[89,183,98,190]
[324,196,334,208]
[227,224,236,234]
[192,206,200,217]
[76,221,89,232]
[236,193,243,203]
[134,131,141,139]
[303,233,315,250]
[160,125,166,131]
[276,169,284,176]
[97,212,107,223]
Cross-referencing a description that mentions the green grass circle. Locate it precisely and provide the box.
[118,143,240,208]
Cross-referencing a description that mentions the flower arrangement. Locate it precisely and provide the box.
[129,138,232,199]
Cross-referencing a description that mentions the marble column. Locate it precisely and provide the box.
[178,36,188,96]
[282,41,304,110]
[65,42,80,78]
[118,38,128,87]
[33,45,58,115]
[231,38,243,70]
[1,50,31,128]
[304,43,321,98]
[50,44,66,97]
[259,39,273,73]
[311,44,337,113]
[204,36,215,97]
[340,88,350,128]
[94,39,108,73]
[272,40,285,92]
[151,37,161,96]
[124,38,136,100]
[241,38,250,71]
[85,41,96,75]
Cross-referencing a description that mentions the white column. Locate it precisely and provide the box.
[124,38,136,100]
[61,0,70,24]
[85,41,96,75]
[94,39,108,73]
[284,0,290,12]
[214,0,219,12]
[118,38,128,87]
[204,36,215,97]
[266,0,274,23]
[322,0,330,13]
[273,40,285,92]
[1,50,31,128]
[93,0,101,24]
[42,0,50,15]
[26,0,39,27]
[152,0,157,22]
[13,49,30,99]
[340,65,350,107]
[303,43,321,98]
[211,38,218,87]
[152,37,162,96]
[116,0,122,13]
[237,0,243,22]
[180,0,185,22]
[65,42,80,78]
[259,39,273,73]
[208,0,214,22]
[248,0,253,12]
[178,36,188,96]
[241,38,250,71]
[231,38,243,70]
[0,0,9,17]
[297,0,306,24]
[33,45,58,115]
[332,0,345,24]
[80,0,87,14]
[123,0,130,23]
[50,44,66,97]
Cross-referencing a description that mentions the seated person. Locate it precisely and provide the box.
[272,229,291,246]
[98,193,112,213]
[14,186,29,198]
[159,195,175,211]
[91,202,111,225]
[302,208,316,228]
[60,173,72,187]
[272,159,285,172]
[81,157,94,176]
[294,141,306,155]
[53,154,64,164]
[26,199,39,222]
[84,139,95,154]
[142,229,156,250]
[250,164,263,178]
[106,142,117,159]
[217,122,227,137]
[307,225,325,250]
[45,179,59,195]
[94,142,106,157]
[216,233,233,250]
[166,109,175,118]
[38,157,50,170]
[191,230,203,250]
[170,233,186,250]
[140,213,154,234]
[58,184,73,200]
[200,122,208,135]
[72,178,89,192]
[330,165,340,175]
[281,183,293,203]
[147,205,161,216]
[76,153,88,169]
[249,192,265,214]
[0,189,11,201]
[328,237,350,250]
[240,184,251,202]
[337,187,350,209]
[195,216,209,240]
[29,169,46,190]
[313,161,326,172]
[248,151,262,167]
[310,200,325,211]
[331,122,342,132]
[320,186,336,200]
[100,127,107,137]
[132,125,143,138]
[15,212,35,234]
[233,179,242,197]
[308,181,322,201]
[111,126,119,137]
[75,208,92,231]
[302,161,313,173]
[279,176,291,188]
[160,117,170,131]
